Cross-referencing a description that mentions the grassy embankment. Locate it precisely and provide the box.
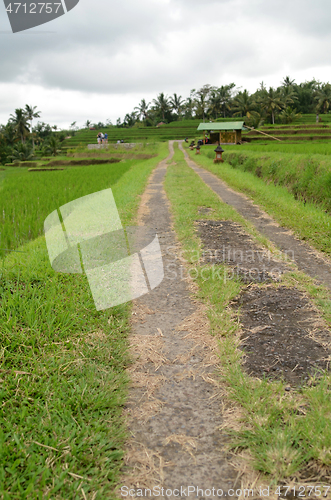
[187,145,331,256]
[0,143,168,499]
[165,143,331,487]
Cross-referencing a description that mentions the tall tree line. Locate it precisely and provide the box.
[0,105,68,164]
[116,78,331,128]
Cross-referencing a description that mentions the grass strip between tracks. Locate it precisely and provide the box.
[0,143,169,499]
[165,143,331,488]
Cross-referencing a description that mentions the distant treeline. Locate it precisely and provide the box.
[106,77,331,129]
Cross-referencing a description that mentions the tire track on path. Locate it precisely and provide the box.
[122,141,238,498]
[179,142,331,291]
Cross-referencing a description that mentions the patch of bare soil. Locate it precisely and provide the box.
[44,158,121,166]
[197,219,288,283]
[196,219,331,386]
[233,286,331,386]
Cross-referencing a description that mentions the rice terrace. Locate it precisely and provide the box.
[2,82,331,498]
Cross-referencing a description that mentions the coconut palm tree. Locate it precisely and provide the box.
[279,106,302,124]
[85,120,91,129]
[10,142,34,161]
[9,108,30,144]
[134,99,151,122]
[232,90,256,117]
[282,76,295,88]
[152,93,169,121]
[259,87,284,124]
[169,93,184,118]
[280,85,298,108]
[46,135,61,156]
[25,105,41,149]
[245,111,264,129]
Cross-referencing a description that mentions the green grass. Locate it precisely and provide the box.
[164,143,331,484]
[0,144,166,258]
[0,142,169,498]
[226,142,331,155]
[221,150,331,211]
[187,146,331,256]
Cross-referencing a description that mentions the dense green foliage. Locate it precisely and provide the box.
[113,78,331,129]
[0,162,131,258]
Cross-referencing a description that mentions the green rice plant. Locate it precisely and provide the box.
[0,144,165,258]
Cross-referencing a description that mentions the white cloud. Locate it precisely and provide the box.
[0,0,331,126]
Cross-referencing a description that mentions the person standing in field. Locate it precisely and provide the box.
[97,133,101,145]
[104,132,108,144]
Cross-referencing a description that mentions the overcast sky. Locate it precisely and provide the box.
[0,0,330,128]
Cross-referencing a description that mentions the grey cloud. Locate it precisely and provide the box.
[0,0,331,103]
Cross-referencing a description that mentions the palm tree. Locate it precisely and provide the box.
[152,93,169,121]
[169,93,184,118]
[232,90,256,117]
[85,120,91,129]
[315,84,331,114]
[245,111,264,129]
[279,106,302,124]
[9,108,30,144]
[46,136,61,156]
[259,87,283,124]
[282,76,295,88]
[134,99,150,122]
[25,105,41,149]
[280,85,298,108]
[10,142,34,161]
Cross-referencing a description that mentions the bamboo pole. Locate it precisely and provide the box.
[244,125,282,142]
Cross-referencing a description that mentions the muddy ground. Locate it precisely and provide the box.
[197,218,331,386]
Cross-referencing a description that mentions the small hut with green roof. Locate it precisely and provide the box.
[197,121,245,144]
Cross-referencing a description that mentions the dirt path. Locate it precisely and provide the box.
[122,142,238,497]
[179,143,331,291]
